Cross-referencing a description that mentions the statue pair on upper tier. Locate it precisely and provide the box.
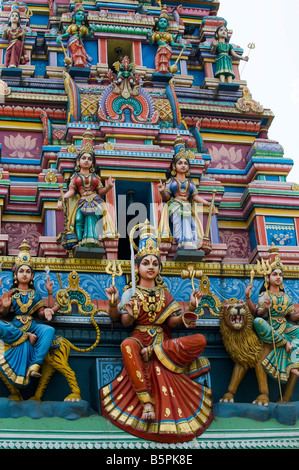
[1,2,29,68]
[102,220,213,443]
[57,131,215,255]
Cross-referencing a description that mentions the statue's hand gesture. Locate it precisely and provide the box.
[2,291,12,309]
[157,179,165,193]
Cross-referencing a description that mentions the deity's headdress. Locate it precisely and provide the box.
[267,244,284,273]
[73,0,85,13]
[10,1,20,13]
[173,135,194,162]
[129,219,161,260]
[14,239,33,270]
[79,127,94,155]
[159,4,169,20]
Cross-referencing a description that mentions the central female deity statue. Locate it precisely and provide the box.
[101,220,213,443]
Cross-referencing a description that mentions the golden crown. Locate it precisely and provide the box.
[173,135,194,161]
[159,4,169,19]
[129,219,160,259]
[79,128,94,155]
[268,244,284,272]
[15,239,33,269]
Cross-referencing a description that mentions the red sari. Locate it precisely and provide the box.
[4,27,29,68]
[101,287,213,443]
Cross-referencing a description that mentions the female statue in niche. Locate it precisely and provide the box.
[57,129,118,248]
[56,3,93,68]
[101,220,213,443]
[157,136,215,250]
[211,24,248,83]
[2,5,29,68]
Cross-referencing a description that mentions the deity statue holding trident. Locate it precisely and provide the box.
[102,219,213,443]
[246,246,299,402]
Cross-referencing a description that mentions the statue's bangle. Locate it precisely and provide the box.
[188,302,196,311]
[109,300,118,308]
[245,294,251,299]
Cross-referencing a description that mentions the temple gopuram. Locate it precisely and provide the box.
[0,0,297,452]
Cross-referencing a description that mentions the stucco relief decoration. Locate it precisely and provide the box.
[219,230,251,258]
[2,223,41,253]
[2,132,42,159]
[209,143,245,169]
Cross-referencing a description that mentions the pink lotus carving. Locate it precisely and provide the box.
[211,144,244,169]
[4,134,37,158]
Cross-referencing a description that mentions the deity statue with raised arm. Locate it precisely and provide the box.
[101,220,213,443]
[57,129,118,249]
[157,135,215,251]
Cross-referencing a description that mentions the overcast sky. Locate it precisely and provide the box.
[218,0,299,184]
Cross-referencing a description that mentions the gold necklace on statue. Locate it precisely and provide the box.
[268,291,288,314]
[136,286,165,322]
[13,289,35,314]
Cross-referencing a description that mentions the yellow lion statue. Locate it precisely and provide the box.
[219,298,270,406]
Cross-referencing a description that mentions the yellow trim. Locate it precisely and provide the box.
[201,133,255,145]
[0,121,43,131]
[218,208,299,230]
[2,214,41,222]
[100,170,165,180]
[105,134,155,141]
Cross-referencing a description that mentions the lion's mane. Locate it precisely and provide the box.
[219,298,263,368]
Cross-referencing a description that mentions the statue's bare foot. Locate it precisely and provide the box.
[28,332,37,345]
[141,403,155,422]
[141,346,153,363]
[30,370,42,378]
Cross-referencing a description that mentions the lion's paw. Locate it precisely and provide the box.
[252,394,269,406]
[219,393,234,403]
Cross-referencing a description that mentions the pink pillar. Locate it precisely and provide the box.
[98,39,107,64]
[132,42,142,66]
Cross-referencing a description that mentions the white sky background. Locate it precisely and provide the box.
[218,0,299,184]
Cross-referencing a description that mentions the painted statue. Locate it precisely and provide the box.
[101,220,213,443]
[0,240,58,386]
[148,5,183,74]
[245,247,299,402]
[56,3,93,68]
[2,4,29,68]
[57,129,118,248]
[211,24,248,83]
[157,135,215,250]
[219,298,270,406]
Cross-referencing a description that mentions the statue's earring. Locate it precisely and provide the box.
[171,164,176,176]
[186,170,190,177]
[74,165,80,172]
[90,165,95,173]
